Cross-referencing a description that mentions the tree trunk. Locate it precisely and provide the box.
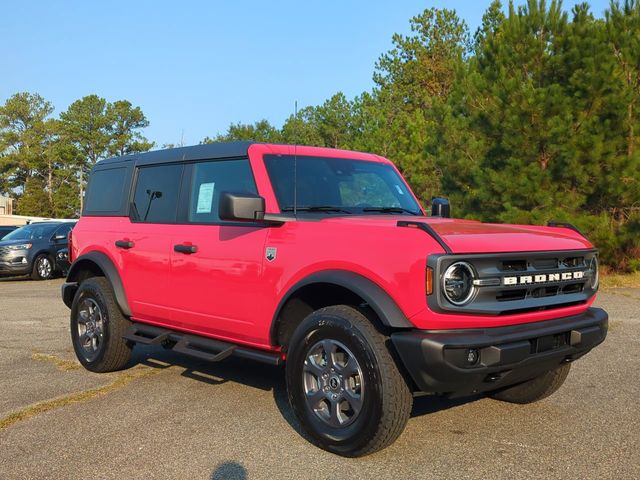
[628,99,634,158]
[48,160,53,209]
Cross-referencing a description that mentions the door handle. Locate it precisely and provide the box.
[115,240,134,249]
[174,244,197,254]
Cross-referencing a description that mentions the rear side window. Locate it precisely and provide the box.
[54,223,74,239]
[84,167,127,213]
[188,159,257,223]
[132,164,183,223]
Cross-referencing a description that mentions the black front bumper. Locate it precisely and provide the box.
[391,307,608,397]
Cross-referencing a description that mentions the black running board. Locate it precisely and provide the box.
[123,323,282,366]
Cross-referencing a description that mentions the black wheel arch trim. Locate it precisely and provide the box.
[65,251,132,316]
[270,270,413,344]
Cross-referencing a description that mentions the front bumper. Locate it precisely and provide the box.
[0,257,31,277]
[391,307,608,397]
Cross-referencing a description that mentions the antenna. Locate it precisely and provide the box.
[293,100,298,217]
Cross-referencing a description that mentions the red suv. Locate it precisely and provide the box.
[62,142,607,456]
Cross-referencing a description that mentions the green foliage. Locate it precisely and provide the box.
[207,1,640,270]
[203,119,282,144]
[0,93,152,216]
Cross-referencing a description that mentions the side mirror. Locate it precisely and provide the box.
[219,192,266,222]
[431,197,451,218]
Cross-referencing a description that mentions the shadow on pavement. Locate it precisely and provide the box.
[411,393,481,417]
[211,461,247,480]
[129,343,482,441]
[129,344,281,392]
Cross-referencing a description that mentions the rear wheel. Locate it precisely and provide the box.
[31,254,53,280]
[70,277,132,372]
[286,305,412,457]
[490,364,571,404]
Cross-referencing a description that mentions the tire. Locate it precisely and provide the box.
[286,305,412,457]
[490,364,571,404]
[31,254,54,280]
[70,277,132,373]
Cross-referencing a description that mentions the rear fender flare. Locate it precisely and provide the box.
[66,251,131,317]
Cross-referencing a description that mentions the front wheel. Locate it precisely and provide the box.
[31,254,53,280]
[490,364,571,404]
[286,305,412,457]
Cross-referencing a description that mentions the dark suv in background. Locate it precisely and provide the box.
[0,221,76,280]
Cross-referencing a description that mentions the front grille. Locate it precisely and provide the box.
[429,249,598,315]
[0,246,11,256]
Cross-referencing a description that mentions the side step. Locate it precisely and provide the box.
[123,323,282,366]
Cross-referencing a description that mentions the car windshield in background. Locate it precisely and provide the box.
[2,223,59,241]
[263,155,422,215]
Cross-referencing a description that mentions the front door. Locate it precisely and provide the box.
[169,158,269,345]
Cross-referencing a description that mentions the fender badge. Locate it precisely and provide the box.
[265,247,277,262]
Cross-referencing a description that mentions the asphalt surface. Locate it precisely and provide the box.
[0,278,638,479]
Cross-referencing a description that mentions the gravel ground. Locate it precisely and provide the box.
[0,278,638,479]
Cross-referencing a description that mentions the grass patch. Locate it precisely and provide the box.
[0,367,157,431]
[600,271,640,289]
[31,353,81,371]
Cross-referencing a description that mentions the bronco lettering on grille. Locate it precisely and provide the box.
[503,271,584,286]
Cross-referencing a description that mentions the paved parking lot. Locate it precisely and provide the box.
[0,278,638,479]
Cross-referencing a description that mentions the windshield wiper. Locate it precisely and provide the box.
[282,206,352,214]
[362,207,420,215]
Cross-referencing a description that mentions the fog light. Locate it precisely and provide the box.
[466,348,479,365]
[21,257,28,264]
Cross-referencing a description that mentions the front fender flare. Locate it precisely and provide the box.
[271,270,414,343]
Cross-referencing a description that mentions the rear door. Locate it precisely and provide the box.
[119,163,184,324]
[169,158,269,344]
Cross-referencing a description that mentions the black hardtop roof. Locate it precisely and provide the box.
[96,141,258,167]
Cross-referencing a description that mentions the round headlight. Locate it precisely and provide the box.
[442,261,476,305]
[588,256,599,290]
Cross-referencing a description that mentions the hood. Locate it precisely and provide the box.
[321,215,593,254]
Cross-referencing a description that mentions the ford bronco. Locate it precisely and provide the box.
[61,142,607,456]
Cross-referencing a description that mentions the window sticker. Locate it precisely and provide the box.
[196,182,215,213]
[395,184,405,195]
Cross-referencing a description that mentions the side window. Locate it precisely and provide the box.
[132,164,183,223]
[84,167,127,213]
[54,223,73,240]
[188,159,257,223]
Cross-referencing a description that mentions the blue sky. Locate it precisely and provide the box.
[2,0,610,148]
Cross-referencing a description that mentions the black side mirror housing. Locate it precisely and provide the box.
[431,197,451,218]
[219,192,266,221]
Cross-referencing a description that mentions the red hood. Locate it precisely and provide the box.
[322,216,593,254]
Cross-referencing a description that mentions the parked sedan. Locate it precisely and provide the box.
[0,221,76,280]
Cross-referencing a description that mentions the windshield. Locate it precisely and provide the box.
[264,155,422,215]
[2,223,59,241]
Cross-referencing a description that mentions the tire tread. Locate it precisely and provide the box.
[71,276,132,372]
